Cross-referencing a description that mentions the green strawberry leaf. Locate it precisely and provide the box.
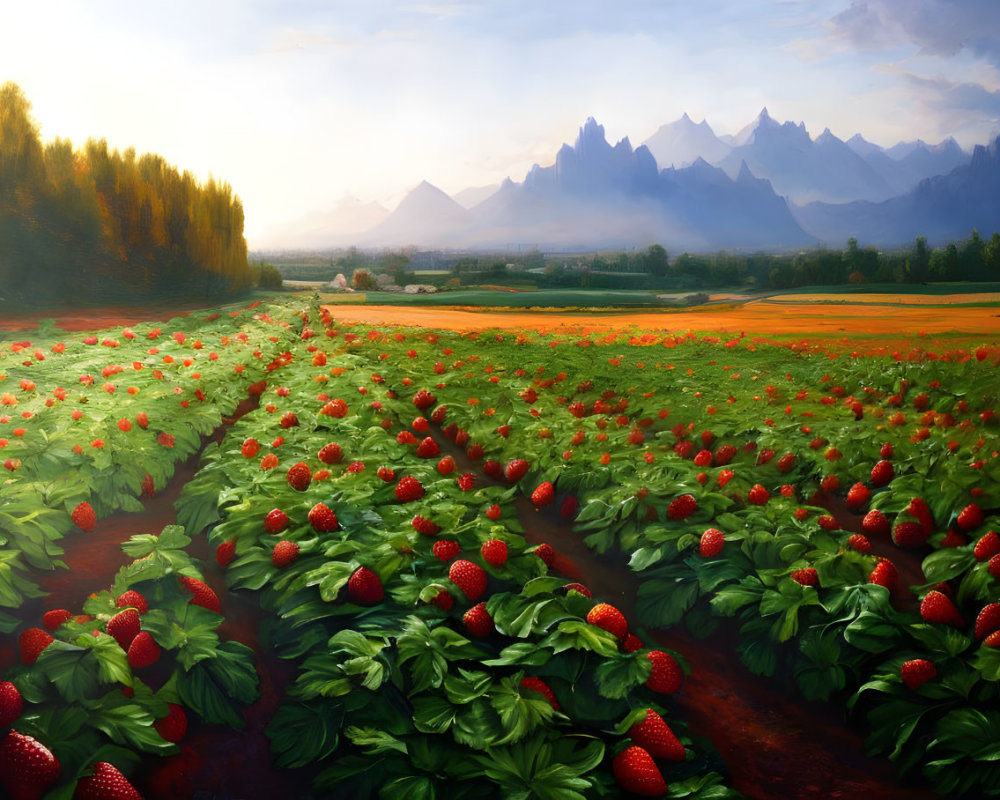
[177,640,259,727]
[540,620,620,657]
[86,698,176,754]
[265,700,345,768]
[34,639,100,703]
[594,650,653,699]
[489,675,557,745]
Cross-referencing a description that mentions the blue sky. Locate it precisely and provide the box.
[1,0,998,246]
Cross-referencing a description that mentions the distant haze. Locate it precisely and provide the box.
[2,0,998,247]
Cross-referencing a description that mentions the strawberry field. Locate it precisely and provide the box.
[0,295,999,799]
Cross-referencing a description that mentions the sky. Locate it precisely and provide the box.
[2,0,999,247]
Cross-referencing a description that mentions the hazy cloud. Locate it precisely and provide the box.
[830,0,1000,66]
[896,69,1000,117]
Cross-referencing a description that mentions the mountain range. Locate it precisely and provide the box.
[289,110,997,252]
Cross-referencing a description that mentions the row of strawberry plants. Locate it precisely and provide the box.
[440,334,1000,794]
[1,524,259,799]
[0,298,304,620]
[262,310,1000,796]
[0,298,324,798]
[176,308,744,798]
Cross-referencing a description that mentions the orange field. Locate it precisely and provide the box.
[324,297,1000,358]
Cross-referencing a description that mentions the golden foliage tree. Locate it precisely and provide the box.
[0,82,252,305]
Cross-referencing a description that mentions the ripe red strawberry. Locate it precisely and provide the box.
[376,465,395,482]
[126,631,161,669]
[870,459,894,487]
[818,515,839,531]
[974,531,1000,561]
[215,540,236,568]
[986,630,1000,648]
[74,761,142,800]
[431,404,447,424]
[140,473,155,498]
[308,502,338,532]
[776,453,795,473]
[286,462,312,491]
[318,442,343,464]
[975,603,1000,640]
[845,482,871,509]
[586,603,628,639]
[449,559,488,601]
[241,437,260,458]
[868,559,898,592]
[0,730,60,800]
[880,442,894,458]
[265,508,290,534]
[433,540,460,562]
[612,746,667,797]
[531,481,555,508]
[71,501,97,532]
[272,540,300,568]
[412,516,440,536]
[483,460,504,480]
[279,411,299,429]
[560,496,579,519]
[0,682,23,728]
[106,609,140,650]
[347,567,384,604]
[940,529,967,547]
[429,588,454,610]
[178,576,221,613]
[862,509,889,536]
[714,443,737,465]
[412,389,436,409]
[920,590,964,628]
[748,484,770,505]
[18,629,53,666]
[457,472,476,491]
[562,582,592,597]
[481,539,508,567]
[957,503,984,532]
[622,633,643,652]
[520,676,560,710]
[991,553,1000,579]
[154,704,187,743]
[395,476,425,503]
[791,567,819,587]
[900,658,936,690]
[756,447,775,466]
[692,449,712,467]
[463,602,494,637]
[42,609,72,631]
[505,459,530,483]
[907,497,934,533]
[416,437,440,459]
[666,494,697,521]
[892,520,928,548]
[534,543,555,566]
[628,708,685,761]
[646,650,682,693]
[699,528,724,557]
[847,533,872,553]
[114,590,148,615]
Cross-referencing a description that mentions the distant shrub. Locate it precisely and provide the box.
[254,262,283,289]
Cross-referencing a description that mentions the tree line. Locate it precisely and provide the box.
[536,234,1000,290]
[0,82,251,307]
